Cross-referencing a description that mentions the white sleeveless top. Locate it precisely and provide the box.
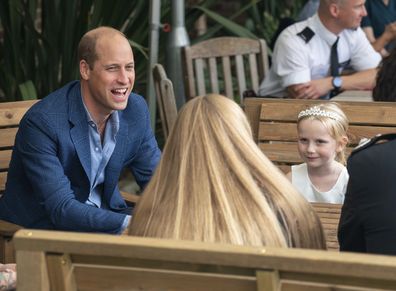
[291,163,349,204]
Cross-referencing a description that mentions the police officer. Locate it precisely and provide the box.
[338,133,396,255]
[259,0,381,99]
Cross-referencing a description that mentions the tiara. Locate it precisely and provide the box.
[298,106,340,121]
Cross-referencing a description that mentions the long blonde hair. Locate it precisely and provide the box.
[129,94,326,249]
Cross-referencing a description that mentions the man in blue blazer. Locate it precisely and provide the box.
[0,27,161,234]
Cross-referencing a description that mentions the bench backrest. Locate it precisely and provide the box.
[244,98,396,173]
[183,37,269,103]
[14,229,396,291]
[0,100,38,195]
[243,97,396,252]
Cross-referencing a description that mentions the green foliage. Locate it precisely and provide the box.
[190,0,307,51]
[0,0,307,102]
[0,0,171,101]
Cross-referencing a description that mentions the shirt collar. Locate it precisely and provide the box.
[311,13,339,46]
[81,99,120,134]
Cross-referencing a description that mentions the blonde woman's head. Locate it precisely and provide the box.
[129,94,326,250]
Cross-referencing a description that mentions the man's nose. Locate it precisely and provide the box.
[361,6,367,17]
[117,68,129,83]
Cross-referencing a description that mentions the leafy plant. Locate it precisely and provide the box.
[0,0,307,102]
[0,0,172,101]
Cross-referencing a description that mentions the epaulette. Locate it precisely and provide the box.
[297,27,315,43]
[350,133,396,156]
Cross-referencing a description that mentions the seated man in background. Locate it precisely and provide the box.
[259,0,381,99]
[338,133,396,255]
[129,94,326,250]
[361,0,396,57]
[0,26,161,234]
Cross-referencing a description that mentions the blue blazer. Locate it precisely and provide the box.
[0,81,161,233]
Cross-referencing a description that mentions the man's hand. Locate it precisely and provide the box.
[287,77,333,99]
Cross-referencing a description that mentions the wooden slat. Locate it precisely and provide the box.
[209,57,219,93]
[259,143,354,165]
[258,39,269,76]
[235,54,246,100]
[259,99,396,126]
[184,37,262,59]
[222,56,233,98]
[0,100,38,127]
[0,172,6,192]
[259,143,302,164]
[14,229,396,291]
[0,150,12,171]
[153,63,178,141]
[248,53,259,91]
[195,58,206,96]
[259,122,396,145]
[74,265,256,291]
[46,254,76,291]
[184,46,197,98]
[16,250,50,291]
[0,128,18,148]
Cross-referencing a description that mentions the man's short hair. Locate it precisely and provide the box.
[77,27,127,69]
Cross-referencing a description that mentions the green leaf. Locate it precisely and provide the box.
[194,5,257,39]
[18,81,38,100]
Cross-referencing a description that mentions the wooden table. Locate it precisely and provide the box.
[332,90,372,101]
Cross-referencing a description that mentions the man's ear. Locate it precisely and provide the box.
[329,3,340,18]
[80,60,90,80]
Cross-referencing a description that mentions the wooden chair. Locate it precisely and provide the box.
[14,228,396,291]
[183,37,269,103]
[152,63,178,141]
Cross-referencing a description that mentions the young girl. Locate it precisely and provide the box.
[287,103,349,204]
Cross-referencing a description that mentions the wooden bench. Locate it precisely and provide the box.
[0,99,139,263]
[14,228,396,291]
[311,203,342,251]
[0,100,38,263]
[244,97,396,252]
[244,98,396,172]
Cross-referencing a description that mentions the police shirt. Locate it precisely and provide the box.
[258,13,381,98]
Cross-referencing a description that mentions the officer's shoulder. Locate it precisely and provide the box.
[351,133,396,156]
[296,26,315,43]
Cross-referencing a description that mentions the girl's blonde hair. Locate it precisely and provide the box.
[129,94,326,249]
[297,102,349,165]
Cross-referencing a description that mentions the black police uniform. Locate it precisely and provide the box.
[338,133,396,255]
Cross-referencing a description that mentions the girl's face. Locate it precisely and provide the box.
[297,119,343,169]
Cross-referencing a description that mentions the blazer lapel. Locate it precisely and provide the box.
[68,85,91,181]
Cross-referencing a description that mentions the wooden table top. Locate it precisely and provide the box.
[332,90,372,102]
